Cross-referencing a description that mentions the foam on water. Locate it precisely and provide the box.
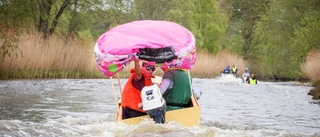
[0,117,316,137]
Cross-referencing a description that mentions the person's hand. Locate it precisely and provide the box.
[138,103,143,109]
[133,55,139,61]
[152,82,160,86]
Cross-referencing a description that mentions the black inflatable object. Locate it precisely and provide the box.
[137,46,177,63]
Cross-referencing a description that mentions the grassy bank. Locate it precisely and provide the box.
[0,32,248,79]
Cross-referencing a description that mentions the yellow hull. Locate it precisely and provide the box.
[115,95,201,126]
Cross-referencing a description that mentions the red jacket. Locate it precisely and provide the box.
[121,69,153,112]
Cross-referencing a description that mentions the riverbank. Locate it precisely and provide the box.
[308,81,320,100]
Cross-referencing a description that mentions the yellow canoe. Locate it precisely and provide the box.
[114,76,201,126]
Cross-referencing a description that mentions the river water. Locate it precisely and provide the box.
[0,76,319,137]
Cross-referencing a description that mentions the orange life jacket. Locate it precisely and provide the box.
[121,69,154,112]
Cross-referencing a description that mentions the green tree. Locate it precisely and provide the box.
[220,0,269,58]
[253,0,320,79]
[290,0,320,78]
[127,0,227,54]
[130,0,194,29]
[0,0,34,57]
[193,0,227,54]
[37,0,72,38]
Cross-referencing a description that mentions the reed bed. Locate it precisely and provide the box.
[190,50,247,78]
[302,50,320,100]
[0,32,247,79]
[0,32,101,79]
[302,50,320,81]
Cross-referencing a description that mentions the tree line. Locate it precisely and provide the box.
[1,0,319,80]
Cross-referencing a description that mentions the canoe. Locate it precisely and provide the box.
[114,76,201,126]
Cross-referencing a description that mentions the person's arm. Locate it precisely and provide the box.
[134,60,142,80]
[192,84,202,99]
[159,78,171,94]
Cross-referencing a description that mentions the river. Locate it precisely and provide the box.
[0,76,319,137]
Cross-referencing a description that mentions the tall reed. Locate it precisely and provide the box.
[190,50,247,78]
[301,50,320,81]
[0,32,247,79]
[0,32,101,79]
[302,51,320,100]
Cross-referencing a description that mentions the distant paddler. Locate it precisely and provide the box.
[242,67,250,83]
[246,73,257,85]
[231,65,238,77]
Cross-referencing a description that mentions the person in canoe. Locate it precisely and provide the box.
[246,73,257,85]
[121,59,156,119]
[159,66,202,111]
[223,65,231,74]
[231,65,238,77]
[242,67,250,83]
